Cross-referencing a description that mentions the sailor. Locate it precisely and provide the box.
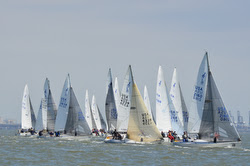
[112,129,118,139]
[161,131,165,137]
[182,132,188,142]
[214,132,219,143]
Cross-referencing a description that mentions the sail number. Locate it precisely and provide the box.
[120,94,129,107]
[170,110,178,122]
[111,108,117,119]
[193,86,203,101]
[142,113,152,125]
[59,97,67,108]
[218,107,230,121]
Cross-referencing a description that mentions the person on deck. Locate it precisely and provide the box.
[161,131,165,137]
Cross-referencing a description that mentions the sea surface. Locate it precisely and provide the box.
[0,130,249,166]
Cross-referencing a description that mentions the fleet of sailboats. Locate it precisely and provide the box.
[18,53,241,147]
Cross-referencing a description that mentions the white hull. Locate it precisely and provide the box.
[173,140,241,148]
[18,132,32,137]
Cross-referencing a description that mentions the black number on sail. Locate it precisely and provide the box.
[120,94,129,107]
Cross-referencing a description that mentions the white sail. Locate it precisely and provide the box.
[156,66,172,132]
[156,66,183,135]
[44,78,57,131]
[21,85,36,129]
[91,95,102,130]
[54,74,71,132]
[143,85,154,120]
[113,77,120,112]
[127,82,163,142]
[170,68,189,132]
[85,90,96,130]
[105,69,118,132]
[188,54,209,134]
[97,105,107,131]
[35,98,47,131]
[117,65,133,132]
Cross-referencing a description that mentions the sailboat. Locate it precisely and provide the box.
[54,74,91,137]
[156,66,183,138]
[174,52,241,147]
[85,90,97,132]
[91,95,107,136]
[170,68,189,132]
[105,65,163,143]
[18,85,36,136]
[105,68,118,133]
[143,85,155,123]
[36,78,57,136]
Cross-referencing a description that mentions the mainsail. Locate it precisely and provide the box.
[113,77,120,113]
[170,68,189,132]
[189,52,240,142]
[105,69,117,132]
[35,98,47,131]
[97,105,107,131]
[156,66,183,135]
[91,95,102,130]
[116,66,133,132]
[188,54,209,134]
[21,85,36,129]
[127,82,163,142]
[85,90,96,130]
[54,75,71,132]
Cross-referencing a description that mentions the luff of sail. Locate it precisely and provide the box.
[116,65,133,132]
[127,82,162,143]
[170,68,189,132]
[54,74,71,132]
[21,85,36,129]
[105,69,117,132]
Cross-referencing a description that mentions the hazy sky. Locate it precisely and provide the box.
[0,1,249,125]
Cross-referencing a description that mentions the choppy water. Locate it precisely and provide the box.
[0,130,249,166]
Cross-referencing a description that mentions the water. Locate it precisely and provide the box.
[0,130,249,166]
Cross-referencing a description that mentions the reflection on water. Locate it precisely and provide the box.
[0,130,249,165]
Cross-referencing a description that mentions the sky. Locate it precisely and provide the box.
[0,0,249,125]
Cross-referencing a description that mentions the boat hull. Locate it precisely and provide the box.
[173,140,241,148]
